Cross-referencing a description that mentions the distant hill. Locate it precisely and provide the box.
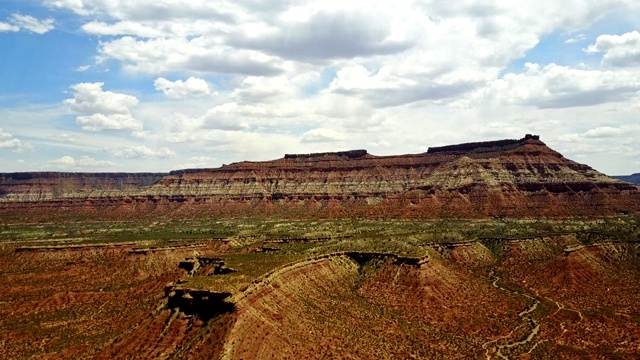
[613,173,640,185]
[1,135,640,220]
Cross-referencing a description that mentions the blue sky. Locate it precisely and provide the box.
[1,1,640,175]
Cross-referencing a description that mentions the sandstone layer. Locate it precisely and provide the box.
[1,135,639,220]
[0,172,165,201]
[180,238,640,359]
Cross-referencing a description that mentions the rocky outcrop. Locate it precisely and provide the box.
[178,257,237,276]
[1,135,639,220]
[0,172,165,201]
[427,134,540,153]
[3,228,640,359]
[284,149,368,159]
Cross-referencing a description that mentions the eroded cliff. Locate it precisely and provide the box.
[1,135,639,220]
[3,218,640,359]
[0,172,166,201]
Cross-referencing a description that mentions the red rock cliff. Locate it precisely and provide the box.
[1,136,639,219]
[0,172,166,201]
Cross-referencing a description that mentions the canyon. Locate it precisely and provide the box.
[1,135,640,359]
[2,219,639,359]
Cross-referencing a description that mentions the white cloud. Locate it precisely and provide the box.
[147,100,303,136]
[472,63,640,109]
[0,138,29,151]
[0,128,33,152]
[76,113,142,131]
[44,0,94,16]
[196,130,301,159]
[583,126,625,138]
[45,0,236,20]
[47,155,115,168]
[75,65,90,72]
[64,82,143,132]
[48,155,76,167]
[200,103,250,130]
[554,123,640,171]
[231,3,417,60]
[10,14,55,34]
[50,133,79,142]
[301,128,347,143]
[585,31,640,67]
[154,77,210,98]
[0,22,19,32]
[12,1,640,174]
[64,82,138,114]
[310,93,373,120]
[324,64,483,107]
[565,34,587,43]
[182,156,217,168]
[232,76,297,104]
[110,145,175,159]
[563,124,640,141]
[97,36,284,76]
[45,0,636,110]
[82,20,162,37]
[77,156,116,167]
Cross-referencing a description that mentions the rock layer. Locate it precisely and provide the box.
[1,135,639,220]
[0,172,165,201]
[2,224,640,359]
[219,241,640,358]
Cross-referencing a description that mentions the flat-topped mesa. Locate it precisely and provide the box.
[169,168,210,176]
[2,134,640,220]
[0,172,166,182]
[427,134,541,154]
[284,149,368,160]
[0,171,167,201]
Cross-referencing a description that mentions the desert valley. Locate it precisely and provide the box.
[1,135,640,359]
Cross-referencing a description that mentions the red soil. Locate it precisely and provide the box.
[2,236,640,358]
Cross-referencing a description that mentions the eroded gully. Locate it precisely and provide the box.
[482,275,540,359]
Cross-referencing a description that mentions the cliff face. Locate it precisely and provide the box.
[1,135,639,219]
[0,172,166,201]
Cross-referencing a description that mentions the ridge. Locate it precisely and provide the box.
[1,134,639,220]
[427,134,541,153]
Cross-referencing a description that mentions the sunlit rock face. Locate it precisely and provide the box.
[0,172,166,201]
[2,135,640,220]
[216,243,640,359]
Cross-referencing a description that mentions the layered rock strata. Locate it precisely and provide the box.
[0,172,165,201]
[1,135,639,219]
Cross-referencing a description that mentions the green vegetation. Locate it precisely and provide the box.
[3,215,638,246]
[4,215,639,295]
[2,214,640,359]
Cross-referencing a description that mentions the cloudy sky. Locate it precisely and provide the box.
[1,1,640,175]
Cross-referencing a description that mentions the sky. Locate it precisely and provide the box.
[1,1,640,175]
